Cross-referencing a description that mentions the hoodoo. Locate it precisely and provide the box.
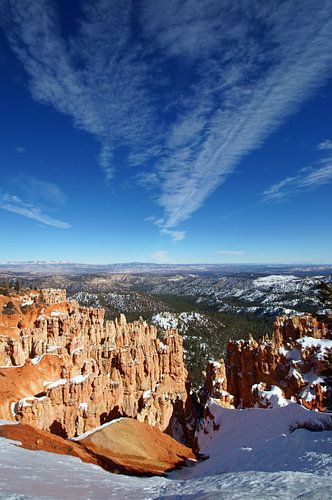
[0,289,192,440]
[202,315,332,411]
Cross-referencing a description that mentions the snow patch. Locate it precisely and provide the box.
[71,417,125,441]
[46,345,62,352]
[252,384,289,408]
[21,300,34,307]
[43,378,67,389]
[30,353,59,365]
[253,275,298,286]
[297,337,332,360]
[71,374,89,384]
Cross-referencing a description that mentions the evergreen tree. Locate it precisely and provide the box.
[0,280,10,296]
[14,279,20,292]
[317,277,332,326]
[317,279,332,310]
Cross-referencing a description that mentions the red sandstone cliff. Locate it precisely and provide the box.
[0,290,193,441]
[202,315,331,411]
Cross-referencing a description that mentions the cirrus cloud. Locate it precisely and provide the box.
[0,193,71,229]
[2,0,332,239]
[263,143,332,202]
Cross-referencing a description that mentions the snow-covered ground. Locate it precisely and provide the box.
[70,291,169,316]
[69,273,328,320]
[148,273,325,317]
[194,400,332,477]
[253,275,299,287]
[1,403,331,499]
[151,311,210,333]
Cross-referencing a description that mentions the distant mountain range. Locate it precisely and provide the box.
[1,261,332,275]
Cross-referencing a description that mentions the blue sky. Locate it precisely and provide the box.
[0,0,332,264]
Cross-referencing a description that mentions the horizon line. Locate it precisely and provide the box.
[1,261,331,267]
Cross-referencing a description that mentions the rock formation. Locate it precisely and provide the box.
[40,289,67,304]
[203,315,331,411]
[201,359,234,408]
[0,418,195,475]
[2,287,330,459]
[0,290,192,440]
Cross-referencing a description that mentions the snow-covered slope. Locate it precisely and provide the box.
[65,272,329,318]
[148,273,327,317]
[1,402,331,499]
[1,437,331,500]
[194,400,332,477]
[151,311,209,332]
[70,291,169,317]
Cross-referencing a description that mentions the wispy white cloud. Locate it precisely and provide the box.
[160,228,186,241]
[144,0,332,228]
[3,0,156,181]
[10,175,67,206]
[15,145,25,153]
[145,216,186,241]
[218,250,244,255]
[3,0,332,239]
[0,175,70,228]
[263,146,332,202]
[136,171,160,190]
[318,139,332,151]
[0,193,71,229]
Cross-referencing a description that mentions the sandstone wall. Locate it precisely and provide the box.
[203,315,331,411]
[41,289,67,305]
[0,292,191,439]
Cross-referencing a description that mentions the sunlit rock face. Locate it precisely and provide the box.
[0,418,195,476]
[203,315,331,411]
[0,290,191,439]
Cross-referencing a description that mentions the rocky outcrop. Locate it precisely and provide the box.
[0,418,195,475]
[0,291,191,440]
[2,288,329,450]
[203,315,331,411]
[78,417,195,475]
[40,289,67,305]
[273,315,330,349]
[200,359,234,408]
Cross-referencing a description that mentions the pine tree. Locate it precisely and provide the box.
[317,280,332,311]
[14,279,20,292]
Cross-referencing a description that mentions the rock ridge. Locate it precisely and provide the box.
[202,315,331,411]
[0,289,192,440]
